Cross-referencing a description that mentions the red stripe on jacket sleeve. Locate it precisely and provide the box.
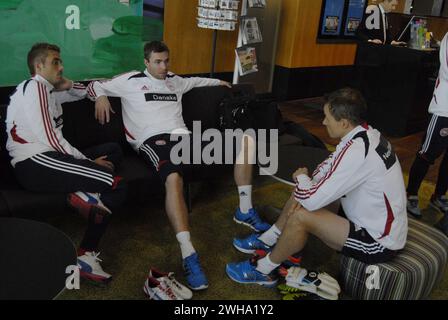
[38,83,67,153]
[295,141,353,200]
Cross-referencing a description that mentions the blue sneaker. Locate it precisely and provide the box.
[233,233,272,254]
[183,253,208,291]
[226,258,278,287]
[234,208,271,232]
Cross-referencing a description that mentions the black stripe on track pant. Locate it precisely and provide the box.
[13,143,127,251]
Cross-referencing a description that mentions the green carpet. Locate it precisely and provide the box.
[55,175,448,300]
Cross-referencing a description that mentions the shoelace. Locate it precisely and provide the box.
[159,282,178,300]
[86,252,103,267]
[167,274,183,290]
[185,257,203,275]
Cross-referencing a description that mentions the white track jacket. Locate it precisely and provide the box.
[6,75,87,167]
[87,70,222,151]
[294,126,408,250]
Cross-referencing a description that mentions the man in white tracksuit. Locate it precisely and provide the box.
[407,32,448,236]
[5,43,127,284]
[88,41,267,293]
[226,88,408,290]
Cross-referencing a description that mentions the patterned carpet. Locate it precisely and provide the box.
[55,173,447,300]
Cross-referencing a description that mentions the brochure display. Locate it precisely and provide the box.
[241,17,263,44]
[236,47,258,75]
[233,0,281,94]
[234,0,265,78]
[197,0,239,31]
[248,0,266,8]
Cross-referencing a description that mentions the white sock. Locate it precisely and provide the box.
[238,185,253,213]
[176,231,196,259]
[258,224,281,247]
[256,253,280,275]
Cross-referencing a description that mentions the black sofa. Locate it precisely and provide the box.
[0,84,259,218]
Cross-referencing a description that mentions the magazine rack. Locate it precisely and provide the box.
[232,0,281,94]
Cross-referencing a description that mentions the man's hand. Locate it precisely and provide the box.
[293,167,309,182]
[95,96,115,125]
[94,156,114,172]
[53,78,73,91]
[391,40,407,46]
[368,39,383,45]
[220,81,232,88]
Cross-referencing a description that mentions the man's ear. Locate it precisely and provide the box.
[34,62,42,73]
[341,119,351,129]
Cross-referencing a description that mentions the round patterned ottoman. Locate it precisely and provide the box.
[340,218,448,300]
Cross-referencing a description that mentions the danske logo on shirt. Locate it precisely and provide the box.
[145,93,178,102]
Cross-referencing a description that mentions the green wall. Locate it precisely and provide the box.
[0,0,163,87]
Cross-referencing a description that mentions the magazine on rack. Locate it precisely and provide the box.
[241,17,262,44]
[248,0,266,8]
[236,46,258,76]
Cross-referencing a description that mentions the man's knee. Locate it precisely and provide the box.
[165,172,183,188]
[287,207,310,229]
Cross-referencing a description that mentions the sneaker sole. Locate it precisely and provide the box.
[187,283,209,291]
[225,267,277,288]
[143,284,161,300]
[233,217,261,232]
[80,271,112,287]
[233,242,257,254]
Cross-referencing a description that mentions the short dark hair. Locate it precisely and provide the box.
[144,41,169,60]
[27,43,60,75]
[324,88,367,126]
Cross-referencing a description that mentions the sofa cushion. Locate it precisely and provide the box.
[0,194,11,217]
[62,97,129,152]
[0,189,67,219]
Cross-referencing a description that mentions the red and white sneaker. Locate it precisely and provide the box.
[68,191,111,224]
[143,276,183,300]
[77,251,112,284]
[149,268,193,300]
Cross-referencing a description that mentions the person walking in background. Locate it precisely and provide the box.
[407,32,448,236]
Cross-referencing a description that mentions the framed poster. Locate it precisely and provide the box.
[317,0,367,42]
[320,0,345,36]
[344,0,366,36]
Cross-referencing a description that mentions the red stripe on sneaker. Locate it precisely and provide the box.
[80,271,110,282]
[112,176,123,190]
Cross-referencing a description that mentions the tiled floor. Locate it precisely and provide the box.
[279,98,442,185]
